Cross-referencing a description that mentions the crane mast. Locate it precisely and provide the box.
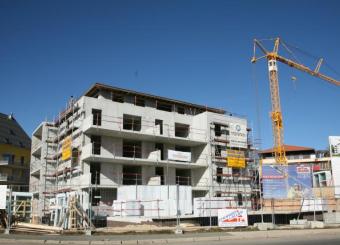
[268,57,286,163]
[252,37,340,165]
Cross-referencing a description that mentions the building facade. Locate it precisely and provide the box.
[30,83,256,225]
[0,113,31,191]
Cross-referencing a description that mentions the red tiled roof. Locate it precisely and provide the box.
[260,144,315,154]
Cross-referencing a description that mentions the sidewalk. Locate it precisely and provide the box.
[0,228,340,244]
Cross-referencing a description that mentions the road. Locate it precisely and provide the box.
[180,234,340,245]
[0,229,340,244]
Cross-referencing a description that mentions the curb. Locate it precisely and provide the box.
[2,229,340,244]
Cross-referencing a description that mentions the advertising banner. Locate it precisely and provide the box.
[229,122,247,149]
[218,209,248,227]
[262,164,312,199]
[62,136,72,161]
[0,185,7,209]
[225,150,246,168]
[329,136,340,197]
[330,136,340,157]
[168,150,191,162]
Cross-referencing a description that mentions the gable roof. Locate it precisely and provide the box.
[0,113,31,149]
[260,144,315,154]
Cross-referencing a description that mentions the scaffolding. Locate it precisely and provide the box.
[210,121,259,210]
[31,97,83,224]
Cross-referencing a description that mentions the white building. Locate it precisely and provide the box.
[29,83,255,225]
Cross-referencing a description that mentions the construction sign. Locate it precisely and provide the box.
[218,209,248,227]
[223,149,245,168]
[62,136,72,161]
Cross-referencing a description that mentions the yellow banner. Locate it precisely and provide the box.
[226,150,246,168]
[62,136,72,161]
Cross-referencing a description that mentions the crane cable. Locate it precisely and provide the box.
[282,40,340,79]
[251,56,262,151]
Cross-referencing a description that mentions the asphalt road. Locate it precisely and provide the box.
[180,233,340,245]
[1,230,340,245]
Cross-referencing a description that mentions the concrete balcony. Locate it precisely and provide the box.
[0,174,7,182]
[0,174,28,184]
[31,141,42,157]
[81,143,208,168]
[82,115,207,147]
[30,160,41,174]
[0,160,29,170]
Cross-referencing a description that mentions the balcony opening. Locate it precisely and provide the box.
[112,93,124,103]
[155,167,164,185]
[237,193,243,206]
[156,101,172,112]
[175,123,189,138]
[123,140,142,158]
[232,168,240,176]
[71,148,80,167]
[215,145,223,157]
[100,188,117,206]
[91,188,101,206]
[92,109,102,126]
[214,123,229,137]
[91,135,101,155]
[2,154,14,164]
[155,119,163,135]
[216,167,223,183]
[90,162,100,185]
[155,143,164,160]
[214,124,221,137]
[123,114,141,131]
[135,97,145,107]
[20,156,25,166]
[232,168,241,183]
[193,190,207,198]
[175,145,191,152]
[177,106,185,114]
[123,165,142,185]
[176,169,191,186]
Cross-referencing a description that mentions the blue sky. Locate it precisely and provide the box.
[0,0,339,150]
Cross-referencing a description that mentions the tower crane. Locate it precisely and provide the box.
[251,37,340,164]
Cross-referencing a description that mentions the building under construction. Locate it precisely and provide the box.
[29,83,257,227]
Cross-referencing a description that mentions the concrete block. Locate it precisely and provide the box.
[289,219,310,229]
[136,239,153,244]
[324,212,340,224]
[107,241,122,245]
[174,228,183,234]
[290,219,308,225]
[254,222,276,231]
[309,221,325,229]
[121,240,137,245]
[60,241,89,245]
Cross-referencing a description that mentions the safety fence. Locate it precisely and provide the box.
[1,184,340,233]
